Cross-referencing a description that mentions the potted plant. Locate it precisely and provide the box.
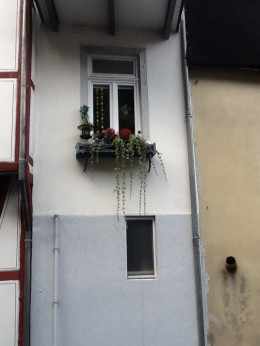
[77,105,93,139]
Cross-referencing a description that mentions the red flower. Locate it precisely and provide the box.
[105,128,115,136]
[104,128,116,141]
[119,128,132,138]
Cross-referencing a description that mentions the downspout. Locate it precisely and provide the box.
[53,215,60,346]
[180,15,207,346]
[19,0,32,345]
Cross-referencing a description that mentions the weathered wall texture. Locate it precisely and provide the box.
[190,67,260,346]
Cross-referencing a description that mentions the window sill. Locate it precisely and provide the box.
[127,275,157,280]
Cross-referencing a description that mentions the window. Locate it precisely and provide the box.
[80,46,150,139]
[88,56,139,133]
[126,217,156,279]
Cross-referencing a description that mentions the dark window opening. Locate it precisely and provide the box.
[126,218,155,277]
[118,86,135,133]
[0,175,11,216]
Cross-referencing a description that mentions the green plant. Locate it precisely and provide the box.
[114,130,147,216]
[79,105,92,126]
[89,128,167,218]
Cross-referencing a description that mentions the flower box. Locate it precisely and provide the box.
[75,142,156,159]
[75,142,157,172]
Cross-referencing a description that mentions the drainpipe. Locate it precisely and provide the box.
[180,15,207,346]
[19,0,32,345]
[53,215,60,346]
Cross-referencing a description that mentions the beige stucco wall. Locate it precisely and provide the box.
[190,67,260,346]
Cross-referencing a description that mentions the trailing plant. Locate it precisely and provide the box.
[88,128,167,218]
[89,136,103,175]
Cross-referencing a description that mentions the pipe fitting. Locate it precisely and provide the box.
[226,256,237,272]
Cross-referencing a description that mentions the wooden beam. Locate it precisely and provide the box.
[0,163,19,172]
[45,0,59,32]
[108,0,115,36]
[163,0,180,39]
[33,0,44,24]
[0,271,20,281]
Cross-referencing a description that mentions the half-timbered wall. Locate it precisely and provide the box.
[0,176,20,345]
[0,1,34,344]
[0,1,21,344]
[0,0,20,165]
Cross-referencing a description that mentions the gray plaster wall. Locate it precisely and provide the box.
[31,215,199,346]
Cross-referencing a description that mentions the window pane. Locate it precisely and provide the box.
[118,86,135,133]
[126,219,154,277]
[93,59,134,75]
[93,85,110,132]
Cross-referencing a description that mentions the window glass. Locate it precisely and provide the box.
[126,218,155,277]
[87,54,140,133]
[93,85,110,132]
[118,86,135,133]
[93,59,134,75]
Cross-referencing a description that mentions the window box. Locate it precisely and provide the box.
[75,142,156,159]
[75,142,156,172]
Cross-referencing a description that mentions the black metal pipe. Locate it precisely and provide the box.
[19,1,32,345]
[20,181,32,346]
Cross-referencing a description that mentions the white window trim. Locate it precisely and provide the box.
[80,46,150,139]
[125,216,157,280]
[88,80,140,133]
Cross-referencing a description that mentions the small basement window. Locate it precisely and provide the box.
[126,217,156,279]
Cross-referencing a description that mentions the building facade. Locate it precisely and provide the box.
[186,0,260,344]
[190,67,260,346]
[30,1,206,346]
[0,0,34,344]
[0,1,209,345]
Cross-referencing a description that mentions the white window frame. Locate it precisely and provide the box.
[88,80,141,133]
[87,56,140,133]
[126,216,157,280]
[80,46,150,139]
